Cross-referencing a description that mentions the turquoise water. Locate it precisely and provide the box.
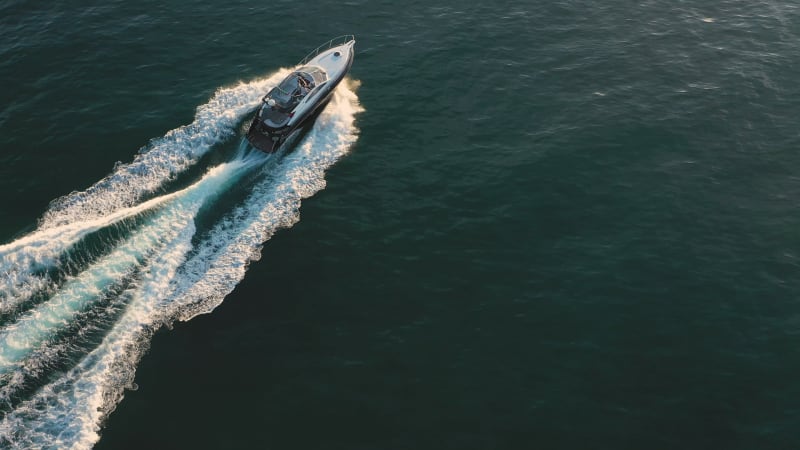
[2,0,800,448]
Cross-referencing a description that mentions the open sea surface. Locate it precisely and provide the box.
[1,0,800,448]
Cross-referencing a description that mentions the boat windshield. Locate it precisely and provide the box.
[296,66,328,84]
[259,68,330,127]
[266,70,324,107]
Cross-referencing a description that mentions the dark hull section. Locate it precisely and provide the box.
[245,121,282,152]
[246,90,336,153]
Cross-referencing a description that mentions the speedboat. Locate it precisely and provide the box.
[246,35,356,152]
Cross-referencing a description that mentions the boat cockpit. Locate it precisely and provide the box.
[259,67,328,128]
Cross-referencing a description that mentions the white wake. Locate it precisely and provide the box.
[0,76,362,449]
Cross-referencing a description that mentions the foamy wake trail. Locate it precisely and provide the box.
[0,70,289,314]
[0,82,362,449]
[168,82,363,320]
[39,69,291,230]
[0,159,252,379]
[0,189,178,314]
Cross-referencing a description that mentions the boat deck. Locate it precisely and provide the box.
[246,128,280,152]
[262,107,290,127]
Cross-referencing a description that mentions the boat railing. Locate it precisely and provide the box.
[298,35,355,66]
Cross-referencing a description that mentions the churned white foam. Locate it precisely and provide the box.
[0,155,260,316]
[1,187,178,314]
[0,159,252,376]
[0,71,288,314]
[0,215,198,449]
[0,80,361,450]
[38,69,290,230]
[169,81,363,321]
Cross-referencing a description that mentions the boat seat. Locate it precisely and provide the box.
[263,107,289,127]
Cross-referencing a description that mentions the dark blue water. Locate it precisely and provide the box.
[2,0,800,448]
